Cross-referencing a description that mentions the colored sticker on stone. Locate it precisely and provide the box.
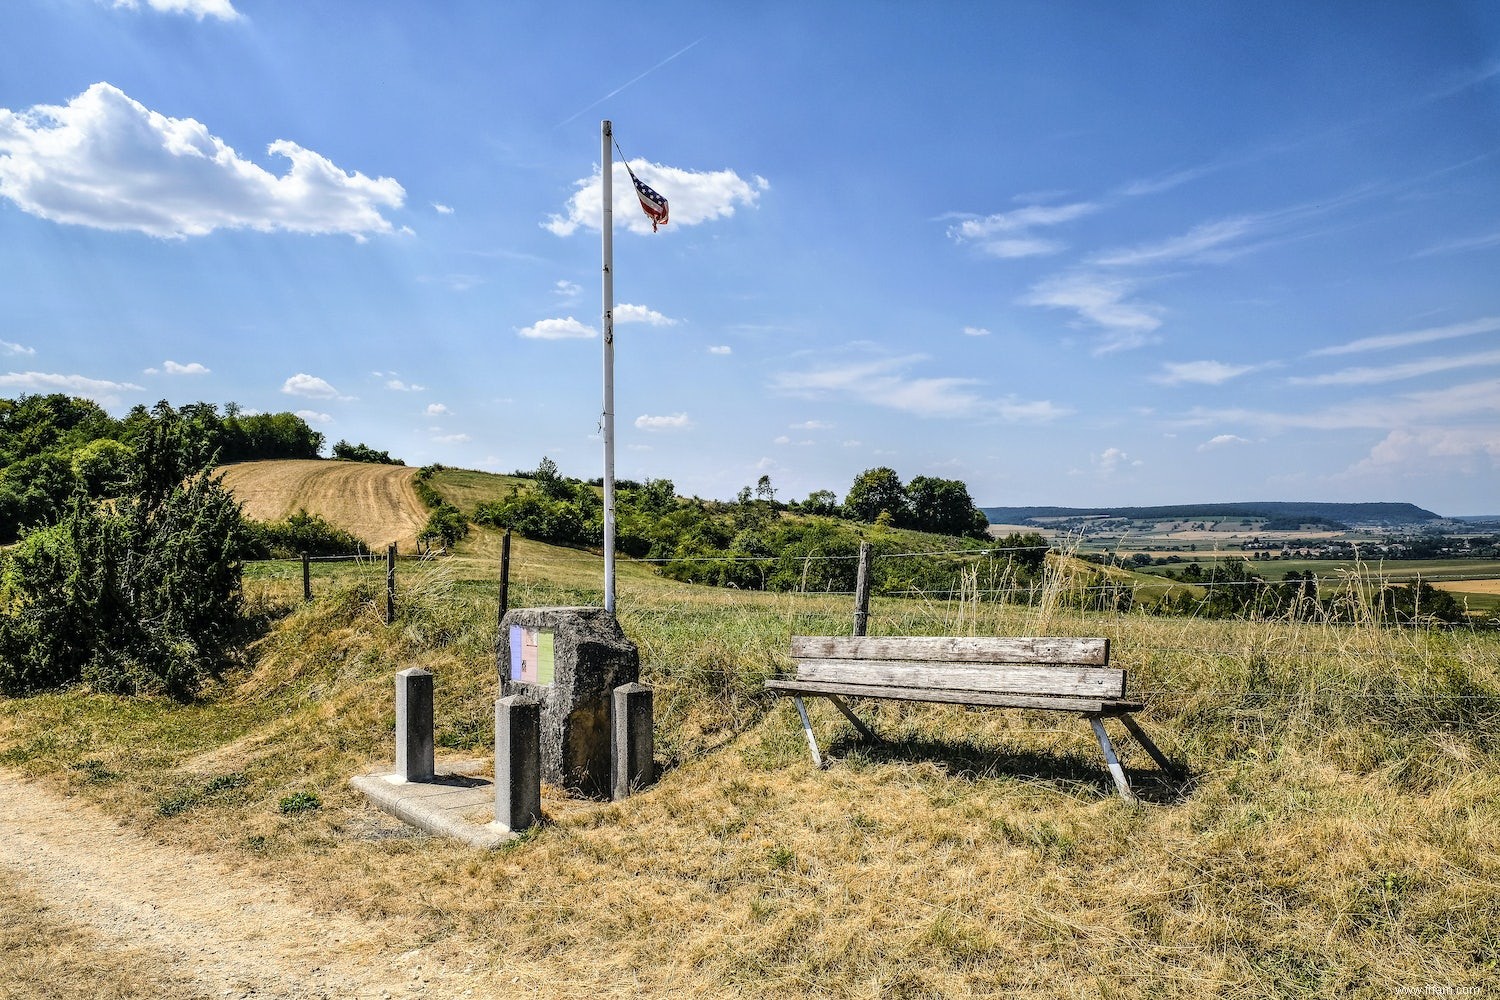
[512,626,555,686]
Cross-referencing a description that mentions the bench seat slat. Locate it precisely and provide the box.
[791,635,1109,666]
[794,658,1128,699]
[766,678,1142,715]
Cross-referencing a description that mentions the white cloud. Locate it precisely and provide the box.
[773,435,791,445]
[111,0,241,20]
[770,353,1070,421]
[282,373,342,399]
[432,202,454,215]
[947,202,1095,259]
[615,303,678,326]
[150,359,210,375]
[1198,434,1251,451]
[980,238,1065,259]
[962,326,991,337]
[1117,165,1216,198]
[1414,230,1500,258]
[1153,360,1260,386]
[1093,447,1143,476]
[1307,316,1500,357]
[293,409,332,424]
[545,160,767,236]
[425,403,449,416]
[1290,348,1500,387]
[1093,216,1257,267]
[708,345,732,355]
[790,420,832,430]
[1021,272,1163,351]
[385,379,426,392]
[0,83,404,239]
[948,202,1096,241]
[1347,427,1500,476]
[433,432,471,443]
[635,413,692,431]
[0,371,142,404]
[2,341,36,356]
[1189,377,1500,431]
[518,316,595,340]
[554,279,581,298]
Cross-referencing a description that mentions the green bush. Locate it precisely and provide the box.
[0,412,252,698]
[332,440,404,465]
[421,502,470,549]
[243,509,366,559]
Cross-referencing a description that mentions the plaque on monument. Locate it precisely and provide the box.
[510,626,555,685]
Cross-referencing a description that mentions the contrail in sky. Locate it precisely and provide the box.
[555,37,706,128]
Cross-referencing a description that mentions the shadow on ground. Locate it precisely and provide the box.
[823,732,1195,805]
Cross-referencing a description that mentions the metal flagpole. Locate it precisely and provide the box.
[601,120,617,615]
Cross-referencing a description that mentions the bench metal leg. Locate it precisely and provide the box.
[1088,716,1138,803]
[1118,713,1183,780]
[825,694,878,743]
[792,697,825,770]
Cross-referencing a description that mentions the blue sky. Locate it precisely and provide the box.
[3,1,1499,514]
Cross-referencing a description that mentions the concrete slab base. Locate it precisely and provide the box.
[350,759,521,849]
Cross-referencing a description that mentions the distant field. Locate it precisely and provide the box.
[219,459,426,549]
[1127,557,1500,614]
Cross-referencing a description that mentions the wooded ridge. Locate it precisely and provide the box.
[982,501,1442,526]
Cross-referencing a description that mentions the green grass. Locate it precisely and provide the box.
[3,523,1499,997]
[427,467,530,514]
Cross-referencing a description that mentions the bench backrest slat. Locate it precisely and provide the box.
[790,635,1110,667]
[794,658,1127,699]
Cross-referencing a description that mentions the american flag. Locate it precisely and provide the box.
[626,165,669,232]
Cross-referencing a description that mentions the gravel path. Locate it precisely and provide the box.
[0,770,467,999]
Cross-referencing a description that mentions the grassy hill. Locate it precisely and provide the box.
[2,503,1497,995]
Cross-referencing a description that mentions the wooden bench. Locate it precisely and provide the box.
[765,635,1181,802]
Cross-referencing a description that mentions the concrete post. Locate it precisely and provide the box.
[395,667,434,782]
[495,695,541,831]
[611,683,654,800]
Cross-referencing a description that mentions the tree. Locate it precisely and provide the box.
[798,489,839,516]
[845,467,907,524]
[906,475,989,539]
[993,531,1050,573]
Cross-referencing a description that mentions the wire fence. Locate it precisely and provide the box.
[239,535,1500,709]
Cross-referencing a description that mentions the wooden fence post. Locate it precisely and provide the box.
[852,541,872,636]
[302,551,311,602]
[498,530,512,626]
[386,542,397,625]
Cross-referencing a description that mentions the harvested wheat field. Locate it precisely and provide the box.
[1434,579,1500,596]
[219,459,427,549]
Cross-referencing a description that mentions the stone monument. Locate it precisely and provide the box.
[499,606,640,798]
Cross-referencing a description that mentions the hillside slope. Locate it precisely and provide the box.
[218,459,426,549]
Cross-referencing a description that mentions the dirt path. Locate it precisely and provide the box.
[218,460,428,550]
[0,770,469,999]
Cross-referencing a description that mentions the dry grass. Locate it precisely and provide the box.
[3,523,1499,997]
[219,459,427,549]
[0,872,202,1000]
